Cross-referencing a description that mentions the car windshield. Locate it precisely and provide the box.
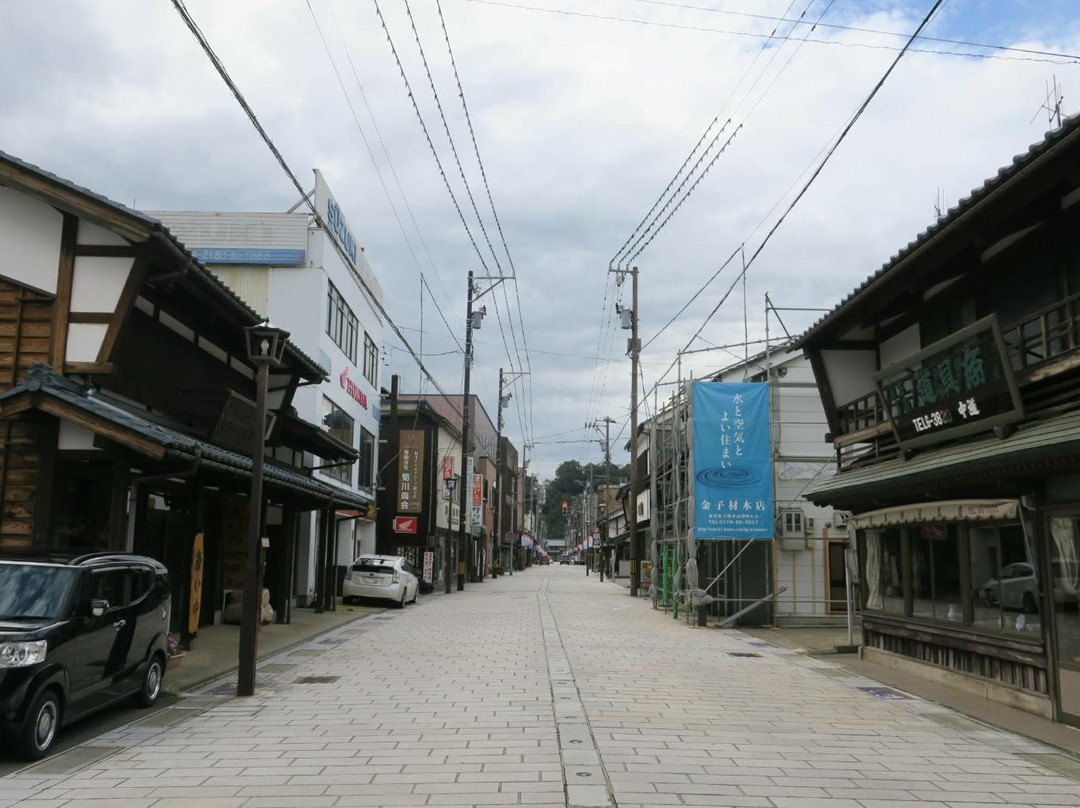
[0,563,80,620]
[353,560,396,574]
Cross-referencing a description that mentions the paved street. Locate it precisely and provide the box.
[5,565,1080,807]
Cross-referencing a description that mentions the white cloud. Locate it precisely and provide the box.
[0,0,1077,477]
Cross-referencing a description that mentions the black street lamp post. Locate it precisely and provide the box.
[238,321,289,698]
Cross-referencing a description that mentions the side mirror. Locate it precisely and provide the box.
[90,599,109,618]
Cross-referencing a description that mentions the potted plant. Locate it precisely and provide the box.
[166,634,186,669]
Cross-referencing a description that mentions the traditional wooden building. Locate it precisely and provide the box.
[796,115,1080,721]
[0,150,369,637]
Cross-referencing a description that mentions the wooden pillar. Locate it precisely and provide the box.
[330,515,340,612]
[277,507,297,624]
[314,508,328,614]
[107,463,130,551]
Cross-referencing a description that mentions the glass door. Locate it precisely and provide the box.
[1049,516,1080,721]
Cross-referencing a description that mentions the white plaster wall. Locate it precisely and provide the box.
[76,220,128,247]
[65,323,108,362]
[71,256,132,311]
[0,184,62,293]
[820,349,878,406]
[58,421,99,451]
[880,324,921,369]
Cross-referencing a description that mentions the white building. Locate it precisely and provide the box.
[151,170,384,605]
[708,346,850,623]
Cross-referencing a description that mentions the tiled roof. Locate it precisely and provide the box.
[806,408,1080,504]
[6,365,370,508]
[0,149,326,382]
[792,113,1080,349]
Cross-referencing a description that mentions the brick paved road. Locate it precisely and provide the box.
[4,565,1080,807]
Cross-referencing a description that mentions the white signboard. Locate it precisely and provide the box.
[422,551,434,584]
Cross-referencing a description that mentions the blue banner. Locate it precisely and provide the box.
[692,381,773,539]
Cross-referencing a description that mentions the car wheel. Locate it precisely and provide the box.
[411,586,418,604]
[135,653,164,708]
[1023,591,1039,615]
[397,589,407,609]
[15,688,61,761]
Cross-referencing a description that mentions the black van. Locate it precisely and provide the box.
[0,553,170,759]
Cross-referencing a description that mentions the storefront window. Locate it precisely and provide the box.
[321,396,355,485]
[1051,517,1080,661]
[863,528,903,614]
[911,524,962,622]
[970,524,1040,634]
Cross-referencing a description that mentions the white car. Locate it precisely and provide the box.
[980,562,1039,613]
[343,555,420,608]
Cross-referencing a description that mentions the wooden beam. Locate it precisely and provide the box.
[0,159,152,243]
[97,258,148,365]
[63,361,114,375]
[833,420,891,449]
[50,214,77,369]
[74,244,140,258]
[67,312,114,324]
[35,397,166,460]
[806,348,838,435]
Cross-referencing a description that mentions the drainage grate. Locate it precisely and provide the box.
[856,686,911,700]
[728,652,761,658]
[320,638,346,645]
[203,682,237,696]
[294,675,341,684]
[372,616,395,621]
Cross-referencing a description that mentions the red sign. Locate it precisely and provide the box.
[561,501,568,511]
[339,368,368,409]
[393,516,418,534]
[471,474,483,508]
[442,456,454,480]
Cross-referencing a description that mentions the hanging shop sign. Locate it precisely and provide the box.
[692,381,774,540]
[873,314,1023,451]
[394,516,418,534]
[397,430,425,513]
[442,456,454,480]
[210,390,257,454]
[188,532,204,635]
[471,473,483,536]
[422,551,434,584]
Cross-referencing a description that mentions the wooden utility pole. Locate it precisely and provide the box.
[456,272,475,592]
[628,267,641,596]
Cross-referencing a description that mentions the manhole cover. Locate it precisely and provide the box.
[258,663,296,673]
[203,682,236,696]
[856,686,911,700]
[729,652,761,658]
[294,675,341,684]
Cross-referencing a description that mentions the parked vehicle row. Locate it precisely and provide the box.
[0,554,170,760]
[0,551,431,761]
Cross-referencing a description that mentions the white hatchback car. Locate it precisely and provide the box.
[343,555,420,608]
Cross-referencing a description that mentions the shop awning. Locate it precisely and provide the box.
[808,408,1080,505]
[849,499,1020,530]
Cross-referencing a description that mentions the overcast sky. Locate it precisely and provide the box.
[2,0,1078,478]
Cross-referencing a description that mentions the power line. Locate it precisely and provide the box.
[629,0,1080,62]
[304,0,464,357]
[433,0,537,448]
[627,0,951,424]
[466,0,1080,65]
[168,0,466,424]
[323,0,460,337]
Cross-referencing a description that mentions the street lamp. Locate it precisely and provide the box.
[238,320,289,697]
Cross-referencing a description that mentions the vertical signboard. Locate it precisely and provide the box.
[442,456,454,480]
[397,430,425,514]
[471,473,483,537]
[188,532,204,635]
[692,381,773,539]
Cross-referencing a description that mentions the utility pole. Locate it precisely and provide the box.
[455,272,476,592]
[627,267,642,596]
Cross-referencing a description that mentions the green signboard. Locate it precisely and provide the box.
[873,314,1024,450]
